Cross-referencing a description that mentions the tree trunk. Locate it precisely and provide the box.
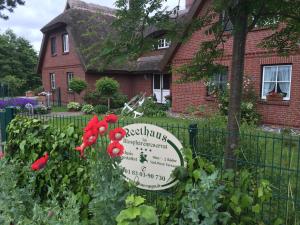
[225,11,248,169]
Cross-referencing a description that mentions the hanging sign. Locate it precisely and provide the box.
[119,123,184,191]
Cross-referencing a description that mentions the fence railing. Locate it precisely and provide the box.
[2,112,300,224]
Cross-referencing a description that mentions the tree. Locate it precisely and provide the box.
[0,0,25,19]
[0,30,40,96]
[94,0,300,168]
[0,75,25,96]
[95,77,119,111]
[69,78,87,101]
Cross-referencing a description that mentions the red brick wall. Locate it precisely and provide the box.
[171,0,300,127]
[86,73,153,99]
[41,28,86,104]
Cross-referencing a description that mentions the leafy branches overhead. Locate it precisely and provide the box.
[0,0,25,19]
[96,0,183,66]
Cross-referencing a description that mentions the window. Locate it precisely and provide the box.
[50,73,56,90]
[50,37,56,55]
[262,65,292,100]
[62,33,69,53]
[67,72,74,91]
[220,11,233,31]
[207,72,228,96]
[157,38,171,49]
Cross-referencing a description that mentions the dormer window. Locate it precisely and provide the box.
[62,33,69,53]
[157,38,171,49]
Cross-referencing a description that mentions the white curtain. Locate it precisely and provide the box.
[278,66,291,97]
[263,67,277,96]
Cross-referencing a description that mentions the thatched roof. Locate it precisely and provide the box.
[37,0,168,74]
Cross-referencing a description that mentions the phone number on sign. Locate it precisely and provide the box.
[122,168,166,181]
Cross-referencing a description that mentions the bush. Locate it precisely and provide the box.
[94,104,108,114]
[217,76,261,124]
[142,97,167,117]
[5,116,90,221]
[67,102,81,111]
[69,78,87,95]
[96,77,120,97]
[84,91,103,105]
[111,93,128,109]
[34,105,48,114]
[84,91,128,109]
[81,104,94,114]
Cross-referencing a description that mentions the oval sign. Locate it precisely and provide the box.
[118,123,184,191]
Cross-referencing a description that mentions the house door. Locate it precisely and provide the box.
[153,74,170,104]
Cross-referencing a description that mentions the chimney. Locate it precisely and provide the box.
[186,0,195,10]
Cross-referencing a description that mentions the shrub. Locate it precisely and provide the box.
[69,78,87,95]
[96,77,120,110]
[111,92,128,109]
[217,76,261,124]
[142,97,166,117]
[84,91,103,105]
[81,104,94,114]
[94,104,108,114]
[5,116,90,221]
[67,102,81,111]
[34,105,48,114]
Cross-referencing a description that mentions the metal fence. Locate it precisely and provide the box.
[1,112,300,224]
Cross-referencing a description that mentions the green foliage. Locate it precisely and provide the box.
[94,104,108,114]
[0,158,82,224]
[81,104,94,114]
[95,77,120,97]
[0,30,40,95]
[34,105,49,114]
[116,195,159,225]
[142,97,167,117]
[111,92,128,109]
[217,77,261,124]
[69,78,88,95]
[0,159,34,224]
[5,116,91,221]
[84,91,128,109]
[222,170,273,225]
[161,149,230,225]
[0,75,26,96]
[89,151,128,225]
[67,101,81,111]
[0,0,25,19]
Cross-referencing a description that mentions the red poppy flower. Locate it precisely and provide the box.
[84,116,99,132]
[31,152,49,171]
[0,151,4,159]
[97,120,108,136]
[109,127,126,141]
[107,142,125,157]
[75,143,86,158]
[104,114,118,124]
[83,130,98,146]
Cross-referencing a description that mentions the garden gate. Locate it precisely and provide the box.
[0,107,16,143]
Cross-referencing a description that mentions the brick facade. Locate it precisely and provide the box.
[171,0,300,127]
[41,28,153,104]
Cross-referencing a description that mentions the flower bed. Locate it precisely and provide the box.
[0,97,38,109]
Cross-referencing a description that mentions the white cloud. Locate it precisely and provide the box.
[0,0,186,52]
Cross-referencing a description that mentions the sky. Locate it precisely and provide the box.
[0,0,185,52]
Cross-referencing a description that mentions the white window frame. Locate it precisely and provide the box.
[67,72,74,91]
[157,38,171,49]
[50,73,56,90]
[261,65,292,101]
[62,33,69,53]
